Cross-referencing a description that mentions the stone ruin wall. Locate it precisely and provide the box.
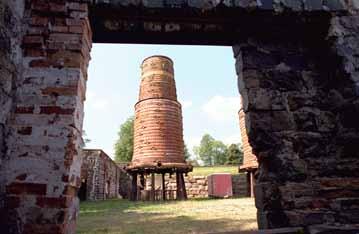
[234,14,359,228]
[145,174,248,198]
[81,150,121,201]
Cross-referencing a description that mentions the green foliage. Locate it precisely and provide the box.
[226,143,243,165]
[82,130,91,147]
[184,143,191,161]
[187,159,200,167]
[193,134,228,166]
[114,116,134,162]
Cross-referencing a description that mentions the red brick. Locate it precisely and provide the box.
[5,196,21,208]
[31,1,49,11]
[29,59,51,68]
[36,196,70,208]
[40,106,75,115]
[17,127,32,135]
[31,16,48,26]
[6,183,47,195]
[23,35,44,45]
[50,26,69,33]
[69,26,83,34]
[24,48,46,57]
[15,106,34,114]
[49,2,67,13]
[41,86,78,96]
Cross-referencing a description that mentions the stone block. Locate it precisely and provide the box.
[308,224,359,234]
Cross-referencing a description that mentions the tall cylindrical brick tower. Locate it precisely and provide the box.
[238,109,258,197]
[127,55,192,201]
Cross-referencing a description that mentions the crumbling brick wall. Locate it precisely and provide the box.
[0,1,92,233]
[81,149,121,201]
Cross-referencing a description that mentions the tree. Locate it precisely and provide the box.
[114,116,134,162]
[193,134,228,166]
[212,140,227,165]
[184,143,191,161]
[82,130,91,147]
[226,143,244,165]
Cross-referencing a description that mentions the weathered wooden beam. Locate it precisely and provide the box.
[180,173,187,200]
[151,173,155,201]
[130,173,138,201]
[162,173,166,201]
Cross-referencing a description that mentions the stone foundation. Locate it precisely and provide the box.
[145,174,248,199]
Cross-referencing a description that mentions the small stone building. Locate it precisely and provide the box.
[79,149,124,201]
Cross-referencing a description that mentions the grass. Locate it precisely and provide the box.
[78,198,257,234]
[189,166,239,176]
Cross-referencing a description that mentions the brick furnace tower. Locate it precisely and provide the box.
[238,108,258,197]
[126,55,192,201]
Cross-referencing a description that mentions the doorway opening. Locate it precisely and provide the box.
[78,44,258,233]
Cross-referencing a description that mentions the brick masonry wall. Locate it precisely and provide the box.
[1,1,92,233]
[239,109,258,170]
[145,174,248,198]
[81,150,121,201]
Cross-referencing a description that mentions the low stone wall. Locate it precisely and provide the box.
[145,174,248,199]
[169,175,208,198]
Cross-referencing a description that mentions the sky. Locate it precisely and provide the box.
[83,44,242,159]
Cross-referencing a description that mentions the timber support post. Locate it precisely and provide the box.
[130,173,138,201]
[162,173,166,201]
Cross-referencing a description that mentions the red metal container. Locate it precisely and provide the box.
[208,173,233,198]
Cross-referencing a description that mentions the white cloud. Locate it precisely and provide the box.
[223,133,242,145]
[181,100,193,109]
[85,90,110,110]
[202,95,241,122]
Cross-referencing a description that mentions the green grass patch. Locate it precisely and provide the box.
[78,198,257,234]
[189,165,239,176]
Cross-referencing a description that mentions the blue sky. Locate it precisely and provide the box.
[84,44,242,159]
